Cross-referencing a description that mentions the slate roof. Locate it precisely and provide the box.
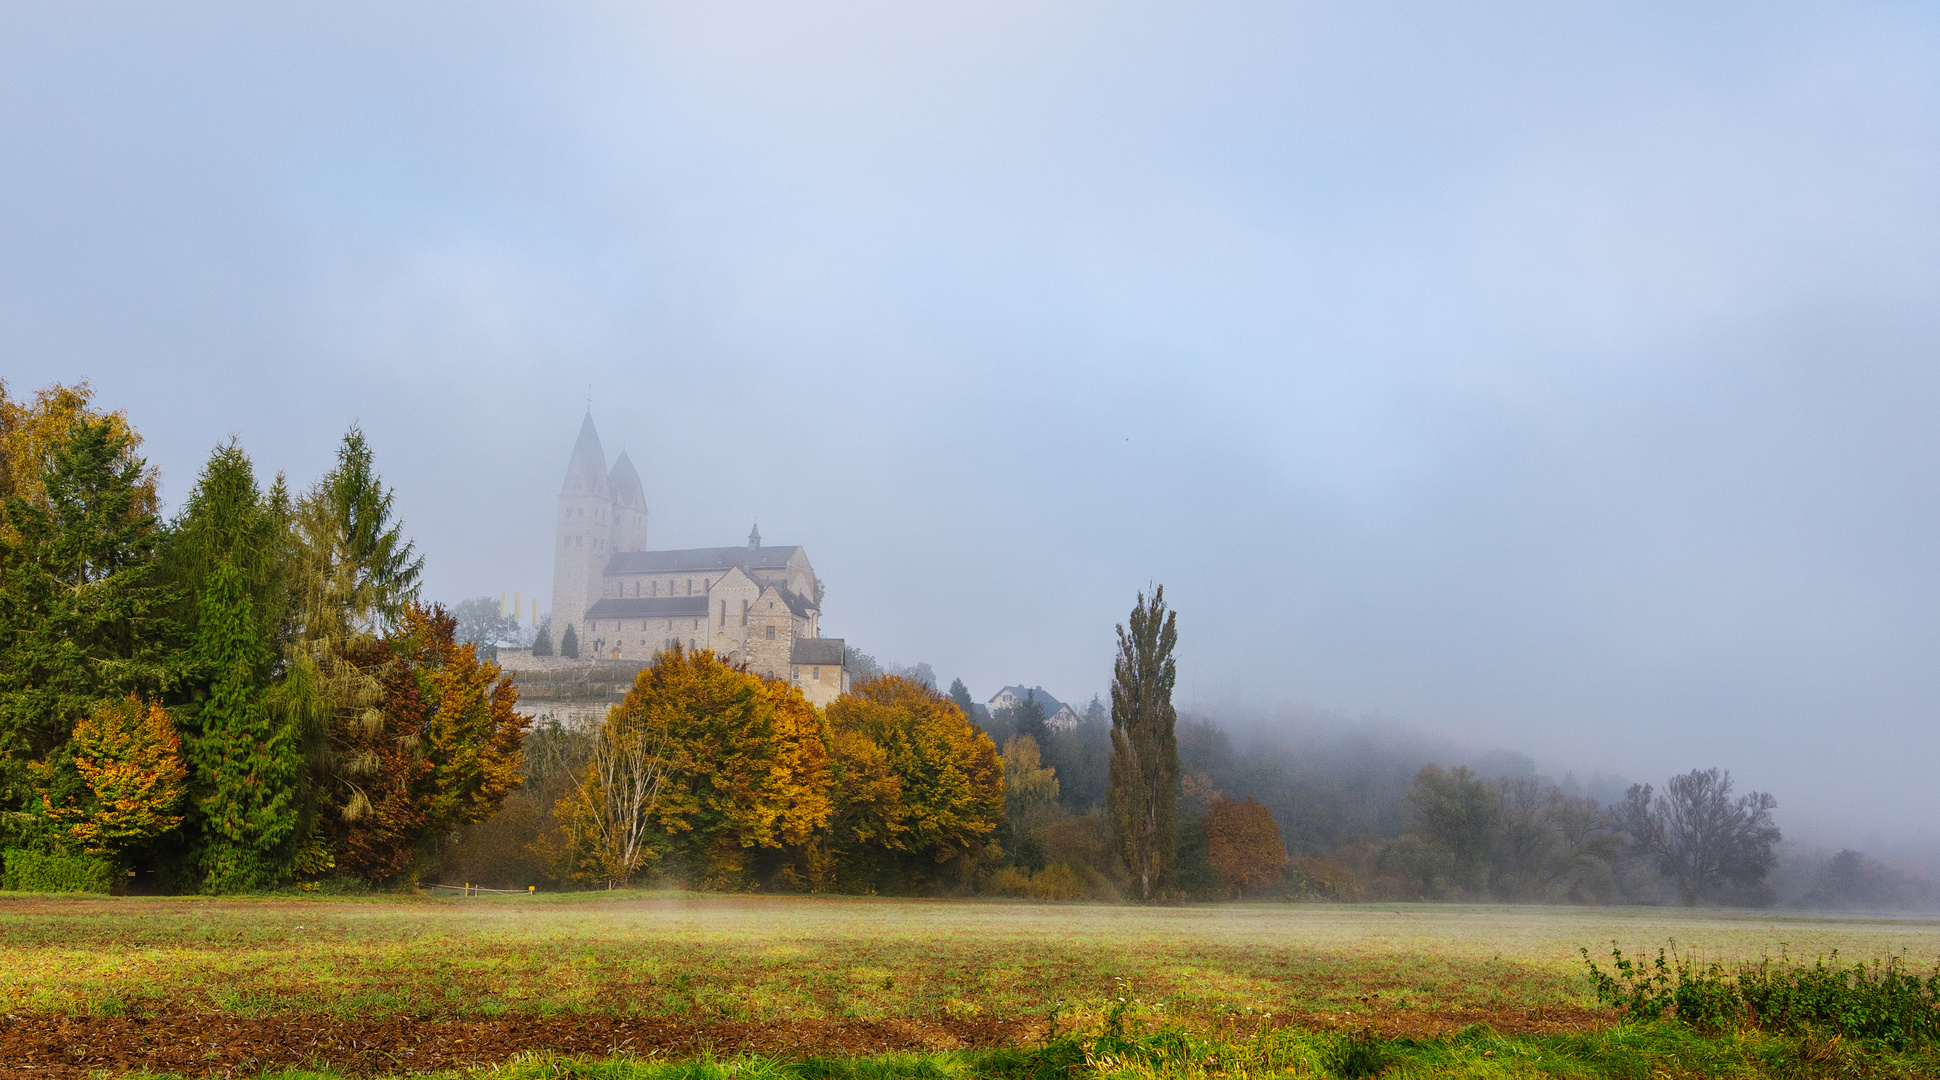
[608,451,646,510]
[771,586,819,618]
[583,596,710,620]
[990,685,1067,714]
[605,545,802,575]
[562,411,608,496]
[790,638,846,665]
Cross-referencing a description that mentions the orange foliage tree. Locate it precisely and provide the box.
[1201,794,1288,899]
[41,695,188,859]
[823,674,1004,890]
[325,605,527,883]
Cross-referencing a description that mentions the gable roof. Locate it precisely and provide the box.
[584,596,709,620]
[605,545,802,575]
[790,637,845,665]
[764,584,819,618]
[988,685,1067,714]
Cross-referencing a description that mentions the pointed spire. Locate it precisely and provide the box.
[748,523,761,549]
[562,410,608,496]
[609,450,646,510]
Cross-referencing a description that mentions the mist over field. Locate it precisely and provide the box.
[4,3,1939,858]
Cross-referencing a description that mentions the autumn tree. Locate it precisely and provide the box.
[825,674,1004,890]
[324,606,527,883]
[1201,794,1287,899]
[1001,735,1060,839]
[0,416,175,812]
[1108,585,1179,902]
[281,427,423,858]
[39,696,187,861]
[554,702,669,888]
[0,380,157,535]
[591,645,829,889]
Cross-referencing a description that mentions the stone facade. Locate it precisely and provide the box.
[546,412,849,707]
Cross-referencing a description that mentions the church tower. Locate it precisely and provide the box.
[609,450,649,553]
[549,411,612,641]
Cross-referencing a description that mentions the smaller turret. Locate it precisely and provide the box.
[749,523,761,550]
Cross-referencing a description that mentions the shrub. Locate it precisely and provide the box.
[985,863,1086,901]
[1,848,118,893]
[1584,942,1940,1046]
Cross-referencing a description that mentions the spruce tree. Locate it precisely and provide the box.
[1107,585,1179,902]
[560,622,579,659]
[0,418,173,810]
[532,620,553,657]
[192,559,301,891]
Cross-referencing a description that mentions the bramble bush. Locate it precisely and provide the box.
[1584,941,1940,1045]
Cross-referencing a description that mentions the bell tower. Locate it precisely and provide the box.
[549,411,612,640]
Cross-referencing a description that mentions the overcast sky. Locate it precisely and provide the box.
[4,2,1938,847]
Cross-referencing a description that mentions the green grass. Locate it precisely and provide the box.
[2,889,1936,1026]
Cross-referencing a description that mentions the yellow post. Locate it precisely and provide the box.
[514,591,522,622]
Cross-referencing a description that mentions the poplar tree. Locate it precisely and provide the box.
[1107,585,1179,902]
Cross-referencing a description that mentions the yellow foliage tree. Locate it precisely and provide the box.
[1001,734,1060,837]
[825,675,1004,887]
[559,645,831,890]
[43,696,188,857]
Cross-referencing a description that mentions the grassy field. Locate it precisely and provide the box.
[2,891,1938,1077]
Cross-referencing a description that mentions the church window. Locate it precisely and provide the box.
[766,624,775,640]
[690,639,697,651]
[686,578,693,595]
[740,600,748,625]
[813,666,820,680]
[719,601,726,627]
[791,667,799,681]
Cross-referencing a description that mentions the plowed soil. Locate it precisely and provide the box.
[0,1012,1035,1078]
[0,1006,1615,1079]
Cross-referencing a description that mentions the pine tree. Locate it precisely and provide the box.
[0,417,173,811]
[1107,585,1179,902]
[560,622,579,659]
[192,559,301,892]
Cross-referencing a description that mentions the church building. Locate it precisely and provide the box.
[548,412,850,706]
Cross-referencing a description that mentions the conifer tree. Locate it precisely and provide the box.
[1107,585,1179,902]
[192,558,301,891]
[280,427,423,859]
[560,622,578,659]
[532,620,553,657]
[0,417,173,811]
